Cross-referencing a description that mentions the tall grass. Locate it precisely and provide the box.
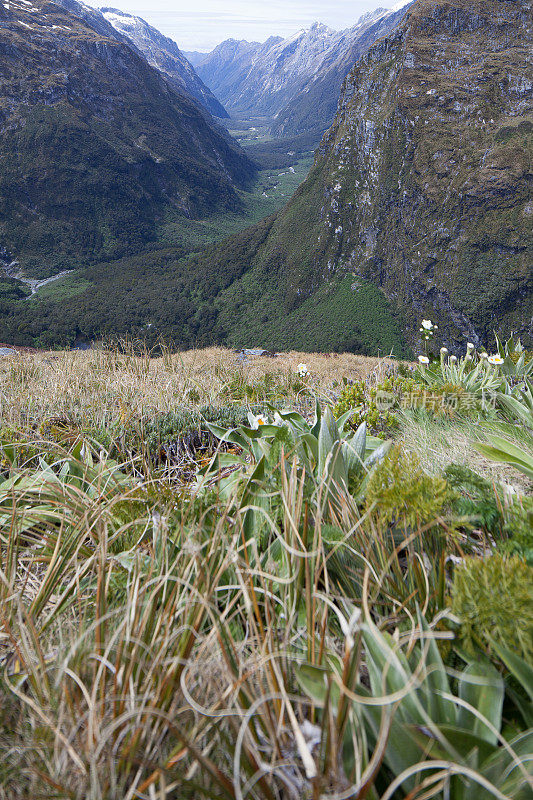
[0,345,531,798]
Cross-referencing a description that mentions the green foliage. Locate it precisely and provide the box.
[474,433,533,481]
[198,401,391,539]
[296,613,533,800]
[365,444,449,529]
[444,464,504,535]
[451,554,533,662]
[416,351,503,400]
[500,495,533,566]
[495,334,533,381]
[333,375,415,434]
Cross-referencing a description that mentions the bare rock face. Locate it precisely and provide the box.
[0,0,254,274]
[314,0,532,346]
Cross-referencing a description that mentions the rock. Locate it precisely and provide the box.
[234,348,277,362]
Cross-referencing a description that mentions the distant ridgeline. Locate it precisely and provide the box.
[0,0,531,353]
[195,5,414,140]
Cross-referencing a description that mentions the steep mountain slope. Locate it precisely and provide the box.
[0,0,254,276]
[186,0,533,351]
[183,50,209,67]
[194,20,374,119]
[100,8,228,118]
[195,8,411,131]
[271,4,413,138]
[195,37,281,116]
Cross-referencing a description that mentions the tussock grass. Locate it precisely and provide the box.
[0,344,389,430]
[399,413,533,492]
[0,342,531,799]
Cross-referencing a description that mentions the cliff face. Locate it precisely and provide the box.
[0,0,254,274]
[210,0,532,350]
[100,7,228,118]
[314,0,532,346]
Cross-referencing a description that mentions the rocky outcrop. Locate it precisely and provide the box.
[313,0,532,346]
[0,0,254,274]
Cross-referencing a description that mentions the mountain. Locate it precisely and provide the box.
[271,4,414,138]
[183,51,209,67]
[195,9,411,131]
[178,0,533,352]
[0,0,254,276]
[100,8,228,118]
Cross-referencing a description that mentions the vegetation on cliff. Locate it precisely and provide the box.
[0,0,255,277]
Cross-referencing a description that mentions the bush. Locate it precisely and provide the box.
[333,375,416,435]
[451,553,533,662]
[365,444,449,529]
[444,464,504,535]
[500,495,533,566]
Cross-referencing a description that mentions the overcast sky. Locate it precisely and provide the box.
[87,0,395,51]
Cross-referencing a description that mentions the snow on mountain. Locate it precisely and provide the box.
[100,8,228,117]
[195,8,402,121]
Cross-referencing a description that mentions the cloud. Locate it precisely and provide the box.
[85,0,391,50]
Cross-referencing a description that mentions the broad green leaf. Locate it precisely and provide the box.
[458,662,504,745]
[416,609,456,725]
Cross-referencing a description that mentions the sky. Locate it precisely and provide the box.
[85,0,395,52]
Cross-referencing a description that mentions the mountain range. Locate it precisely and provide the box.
[181,0,533,351]
[0,0,253,277]
[99,7,228,118]
[0,0,530,353]
[195,4,413,137]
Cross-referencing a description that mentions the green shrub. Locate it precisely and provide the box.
[333,375,416,435]
[451,553,533,662]
[444,464,504,535]
[500,496,533,566]
[365,444,449,529]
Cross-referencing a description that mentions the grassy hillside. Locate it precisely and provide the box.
[0,338,531,798]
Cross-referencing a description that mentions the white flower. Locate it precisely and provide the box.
[450,355,457,363]
[418,355,430,365]
[297,363,309,377]
[421,320,433,330]
[480,352,488,360]
[440,347,448,355]
[249,413,268,429]
[467,342,475,352]
[488,355,504,365]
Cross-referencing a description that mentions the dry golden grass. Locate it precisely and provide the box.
[0,345,392,430]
